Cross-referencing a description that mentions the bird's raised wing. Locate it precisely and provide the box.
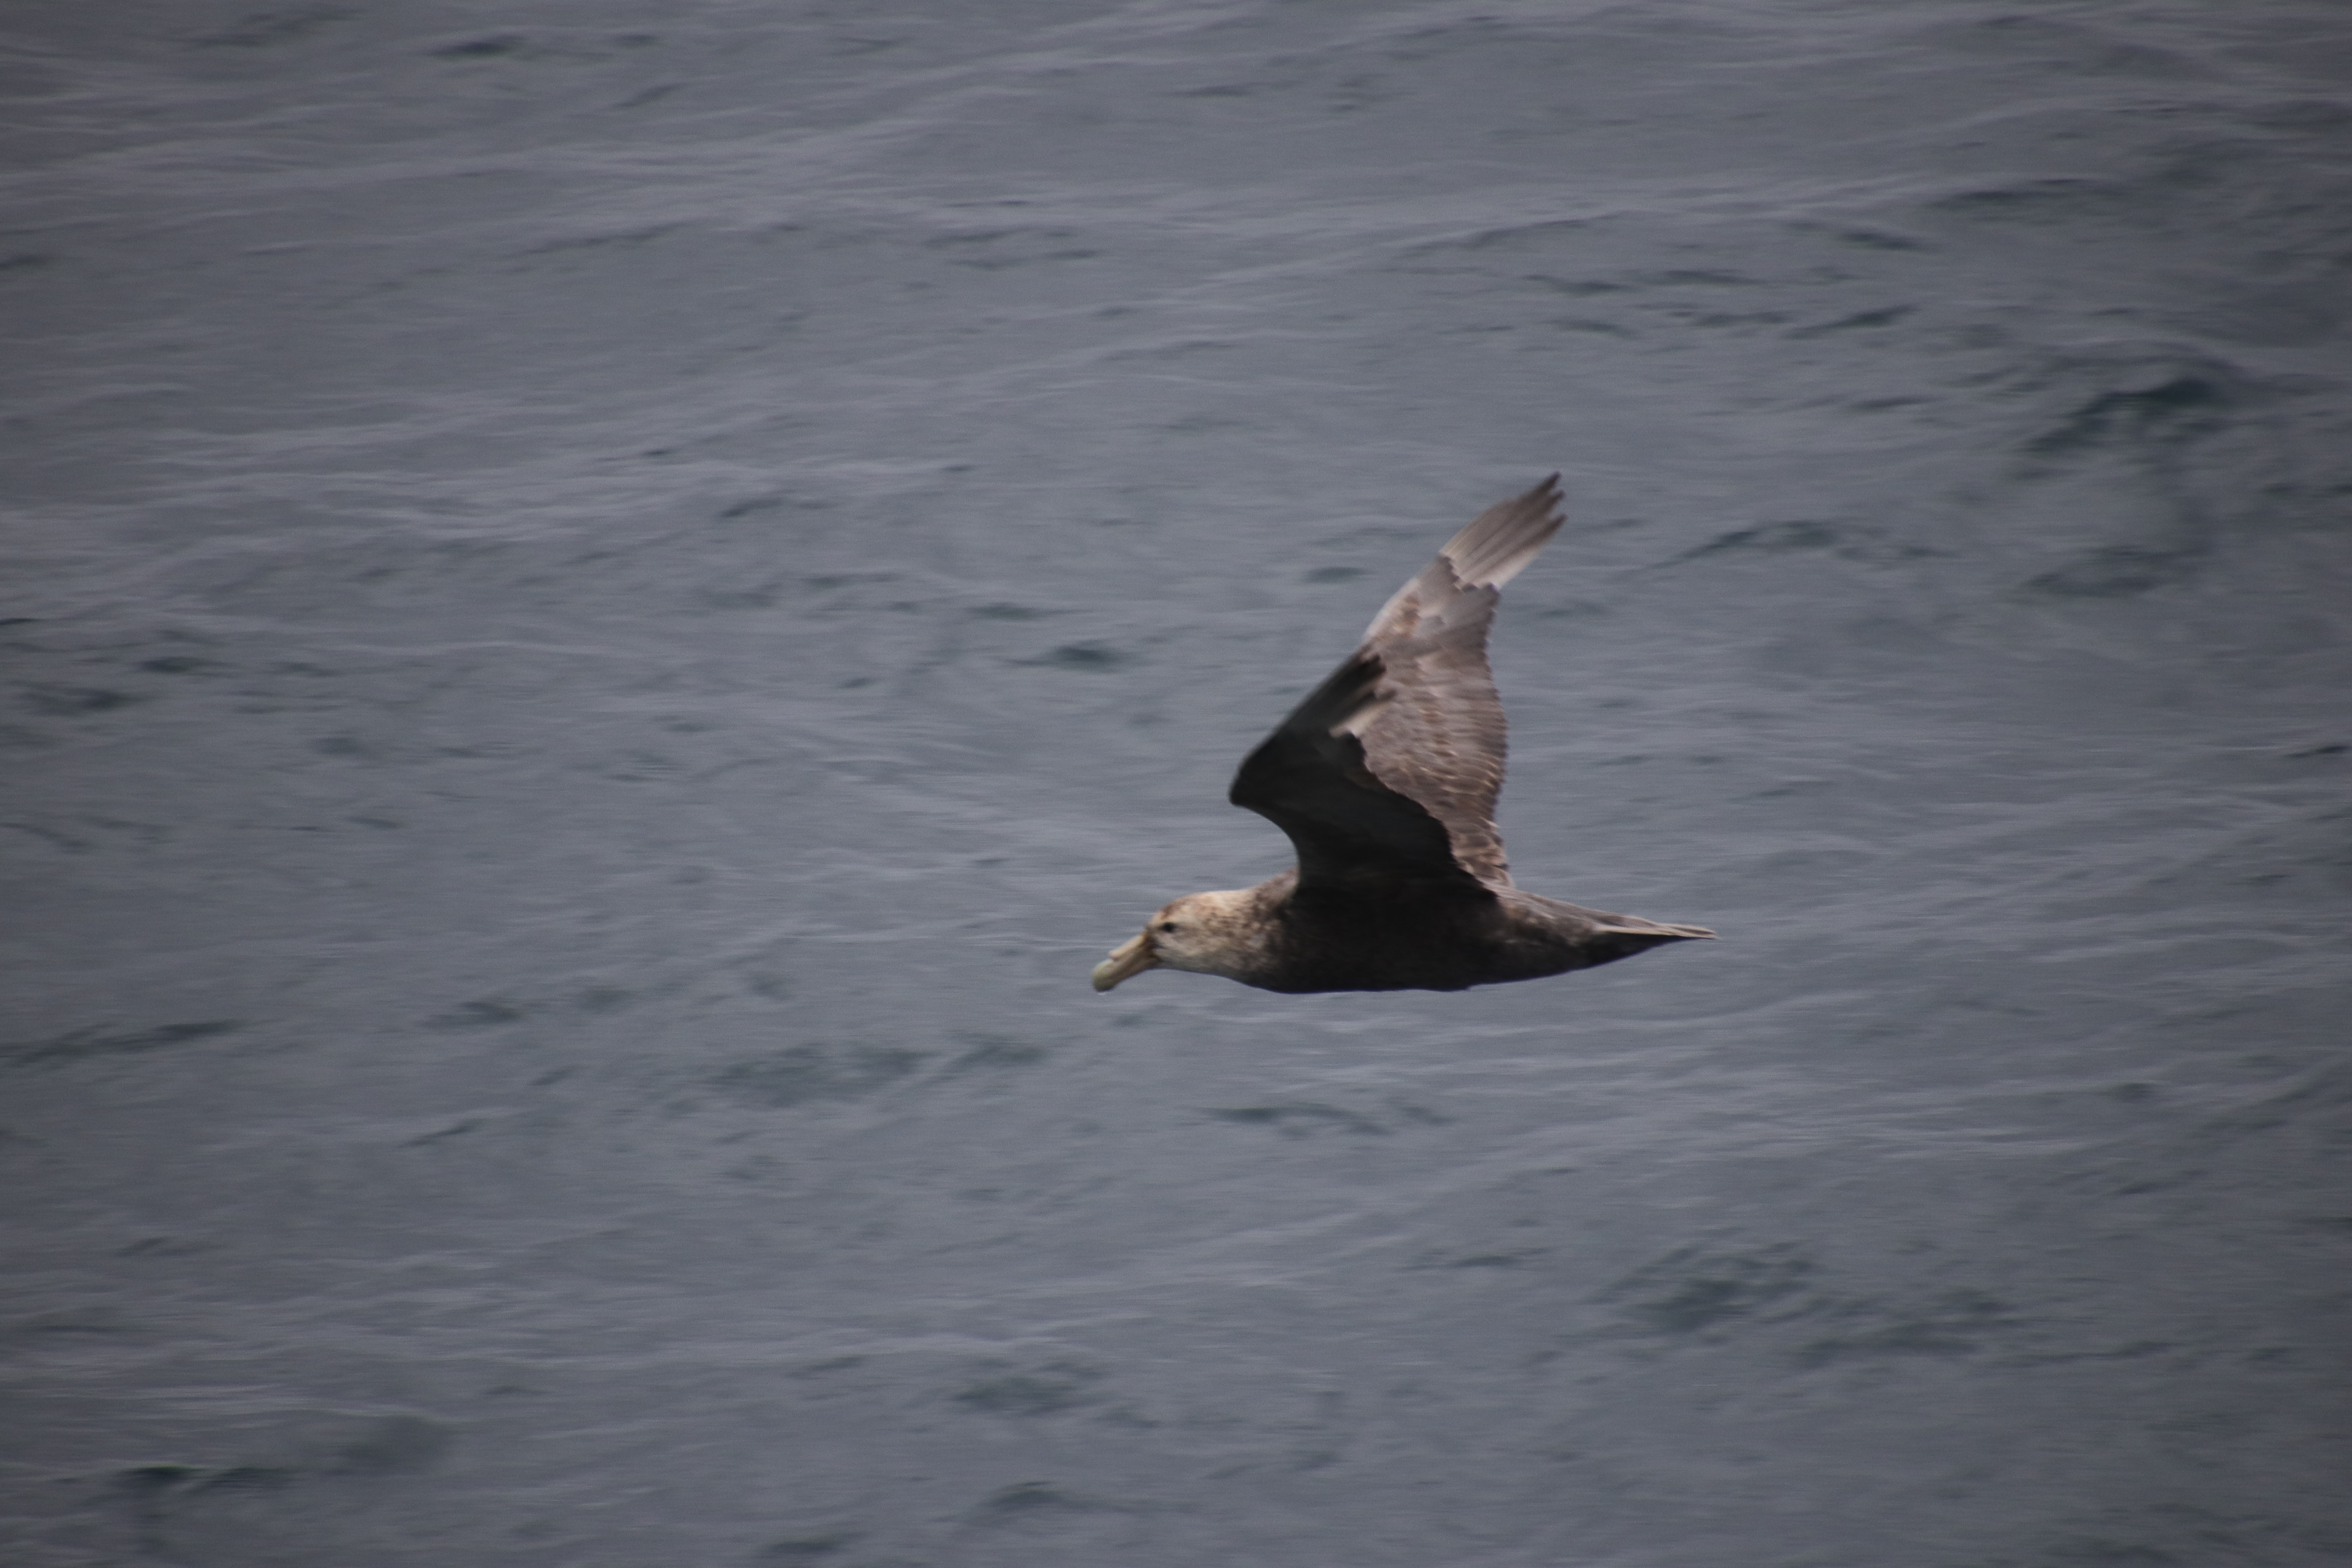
[1229,475,1564,894]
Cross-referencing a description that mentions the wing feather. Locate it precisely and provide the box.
[1229,475,1564,892]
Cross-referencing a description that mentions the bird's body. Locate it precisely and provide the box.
[1093,475,1712,996]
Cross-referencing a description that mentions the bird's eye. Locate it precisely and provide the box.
[1158,922,1182,934]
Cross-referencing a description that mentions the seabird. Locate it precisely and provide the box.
[1092,475,1713,995]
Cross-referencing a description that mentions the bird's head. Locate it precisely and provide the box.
[1090,889,1265,991]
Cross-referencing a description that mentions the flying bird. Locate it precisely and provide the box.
[1092,475,1713,995]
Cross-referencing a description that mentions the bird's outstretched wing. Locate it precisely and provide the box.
[1229,475,1564,894]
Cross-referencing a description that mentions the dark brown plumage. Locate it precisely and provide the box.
[1092,476,1713,995]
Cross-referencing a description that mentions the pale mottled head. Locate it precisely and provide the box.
[1090,889,1266,991]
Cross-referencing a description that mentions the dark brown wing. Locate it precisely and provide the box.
[1229,475,1565,893]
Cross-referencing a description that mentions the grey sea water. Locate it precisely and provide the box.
[4,2,2348,1564]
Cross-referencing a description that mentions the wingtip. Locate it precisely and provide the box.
[1593,918,1715,941]
[1441,474,1567,589]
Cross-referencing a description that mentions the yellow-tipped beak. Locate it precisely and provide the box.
[1090,931,1159,992]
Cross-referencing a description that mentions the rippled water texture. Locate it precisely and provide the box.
[4,2,2349,1564]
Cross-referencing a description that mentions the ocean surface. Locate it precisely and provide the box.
[4,2,2348,1564]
